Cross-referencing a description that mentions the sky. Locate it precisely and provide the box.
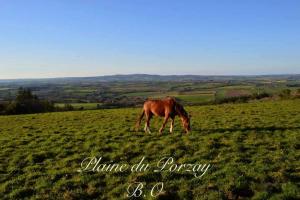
[0,0,300,79]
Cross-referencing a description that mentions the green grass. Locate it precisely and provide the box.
[0,100,300,199]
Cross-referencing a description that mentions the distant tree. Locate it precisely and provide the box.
[5,88,55,114]
[63,103,74,111]
[16,87,38,102]
[0,103,6,114]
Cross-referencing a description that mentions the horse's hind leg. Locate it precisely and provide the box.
[144,112,152,134]
[144,121,151,133]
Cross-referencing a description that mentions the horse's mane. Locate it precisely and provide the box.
[175,102,188,118]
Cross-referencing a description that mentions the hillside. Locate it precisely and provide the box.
[0,100,299,199]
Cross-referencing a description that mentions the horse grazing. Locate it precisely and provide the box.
[136,97,191,134]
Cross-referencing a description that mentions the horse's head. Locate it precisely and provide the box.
[175,103,191,133]
[181,114,191,133]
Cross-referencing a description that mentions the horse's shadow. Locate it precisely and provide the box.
[131,125,300,135]
[192,125,300,134]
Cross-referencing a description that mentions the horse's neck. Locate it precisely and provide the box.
[179,113,186,119]
[176,109,185,118]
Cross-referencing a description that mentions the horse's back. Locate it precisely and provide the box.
[143,97,176,116]
[143,97,175,107]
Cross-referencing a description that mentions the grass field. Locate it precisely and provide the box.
[0,100,300,199]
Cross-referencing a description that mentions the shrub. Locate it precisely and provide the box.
[215,95,252,104]
[0,103,7,114]
[62,104,74,111]
[215,91,272,105]
[295,89,300,98]
[252,91,271,99]
[278,89,291,99]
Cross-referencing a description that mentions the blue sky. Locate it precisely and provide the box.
[0,0,300,79]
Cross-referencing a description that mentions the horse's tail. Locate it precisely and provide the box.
[135,109,145,131]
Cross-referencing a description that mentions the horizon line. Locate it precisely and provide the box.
[0,73,300,81]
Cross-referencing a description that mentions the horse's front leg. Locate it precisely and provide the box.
[159,115,169,134]
[169,117,175,133]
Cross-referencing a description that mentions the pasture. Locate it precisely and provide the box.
[0,100,299,199]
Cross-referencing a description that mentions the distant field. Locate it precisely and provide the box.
[0,88,10,91]
[55,103,100,110]
[1,77,299,107]
[173,93,215,104]
[123,91,215,104]
[1,100,299,199]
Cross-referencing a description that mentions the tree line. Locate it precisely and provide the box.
[213,89,300,104]
[0,88,74,115]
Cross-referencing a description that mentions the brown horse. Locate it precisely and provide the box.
[136,97,191,134]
